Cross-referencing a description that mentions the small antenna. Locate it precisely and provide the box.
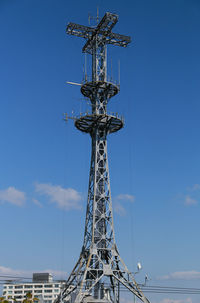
[66,81,81,86]
[85,53,87,81]
[97,7,99,24]
[118,60,120,86]
[144,275,150,285]
[88,8,100,26]
[141,274,151,286]
[111,58,113,81]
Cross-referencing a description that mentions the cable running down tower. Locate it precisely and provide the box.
[59,12,151,303]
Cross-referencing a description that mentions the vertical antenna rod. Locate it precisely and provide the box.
[58,12,151,303]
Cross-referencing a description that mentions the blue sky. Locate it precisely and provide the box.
[0,0,200,303]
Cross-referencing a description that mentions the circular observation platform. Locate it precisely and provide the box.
[81,81,119,100]
[75,114,124,134]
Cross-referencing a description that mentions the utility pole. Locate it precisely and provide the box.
[58,12,151,303]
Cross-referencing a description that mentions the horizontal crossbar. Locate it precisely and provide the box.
[66,12,131,53]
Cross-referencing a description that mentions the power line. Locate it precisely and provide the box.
[1,275,200,296]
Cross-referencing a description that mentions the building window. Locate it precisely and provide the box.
[44,296,52,298]
[14,291,23,294]
[35,290,42,294]
[34,285,43,288]
[24,285,33,289]
[44,290,52,293]
[54,284,59,287]
[8,286,13,289]
[44,285,53,288]
[54,289,59,293]
[14,296,23,299]
[15,286,23,289]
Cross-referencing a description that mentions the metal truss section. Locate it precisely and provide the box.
[58,130,150,303]
[66,23,95,39]
[59,11,151,303]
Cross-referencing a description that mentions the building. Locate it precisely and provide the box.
[2,273,64,303]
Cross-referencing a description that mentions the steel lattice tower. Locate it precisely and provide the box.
[58,12,151,303]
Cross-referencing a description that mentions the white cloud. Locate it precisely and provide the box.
[0,265,67,280]
[188,184,200,192]
[184,195,197,206]
[159,298,192,303]
[0,187,26,206]
[35,183,82,211]
[113,193,135,216]
[32,198,43,208]
[0,265,30,277]
[159,271,200,280]
[116,194,135,203]
[114,202,126,216]
[0,265,20,275]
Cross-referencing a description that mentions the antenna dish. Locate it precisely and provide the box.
[137,262,142,271]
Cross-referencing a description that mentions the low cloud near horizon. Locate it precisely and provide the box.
[0,187,26,206]
[35,183,82,211]
[0,265,67,280]
[181,183,200,207]
[184,195,198,206]
[159,270,200,280]
[158,298,192,303]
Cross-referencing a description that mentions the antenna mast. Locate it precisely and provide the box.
[59,11,151,303]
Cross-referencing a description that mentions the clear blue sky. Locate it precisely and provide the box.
[0,1,200,303]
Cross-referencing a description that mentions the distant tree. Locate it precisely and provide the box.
[22,292,39,303]
[0,293,39,303]
[0,297,9,303]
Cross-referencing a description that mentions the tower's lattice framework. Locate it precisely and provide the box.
[59,12,150,303]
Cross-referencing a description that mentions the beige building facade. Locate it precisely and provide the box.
[2,273,64,303]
